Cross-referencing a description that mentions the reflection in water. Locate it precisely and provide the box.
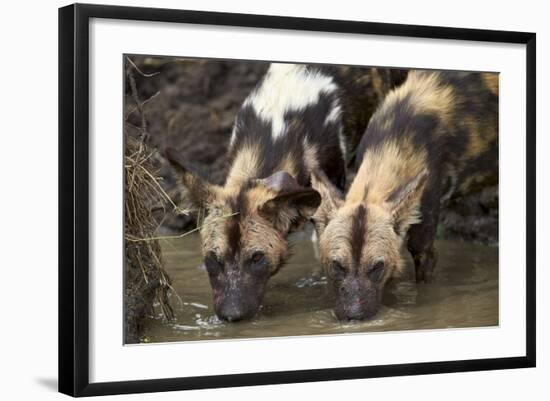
[141,233,498,342]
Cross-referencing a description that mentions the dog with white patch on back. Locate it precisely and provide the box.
[311,70,498,321]
[166,63,350,322]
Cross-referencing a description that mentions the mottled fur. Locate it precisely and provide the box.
[313,70,498,320]
[328,66,408,163]
[167,63,348,321]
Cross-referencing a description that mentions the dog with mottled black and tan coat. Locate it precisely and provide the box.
[312,70,498,321]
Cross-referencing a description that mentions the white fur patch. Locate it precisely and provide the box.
[244,63,338,140]
[229,125,238,148]
[310,226,320,260]
[337,126,347,160]
[324,104,341,124]
[325,104,346,160]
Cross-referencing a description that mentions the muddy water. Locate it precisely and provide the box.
[141,233,498,343]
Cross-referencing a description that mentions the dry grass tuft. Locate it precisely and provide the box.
[124,135,177,343]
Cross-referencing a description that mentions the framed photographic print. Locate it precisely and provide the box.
[58,3,536,397]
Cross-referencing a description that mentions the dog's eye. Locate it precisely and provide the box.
[368,260,385,282]
[251,251,265,265]
[331,260,346,279]
[204,252,223,275]
[249,251,269,276]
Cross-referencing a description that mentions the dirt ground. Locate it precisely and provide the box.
[124,55,498,245]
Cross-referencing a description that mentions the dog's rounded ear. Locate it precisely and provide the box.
[259,171,302,193]
[386,168,429,236]
[164,147,221,208]
[310,170,344,235]
[259,188,322,220]
[257,171,321,231]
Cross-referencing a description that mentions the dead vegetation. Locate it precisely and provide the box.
[124,57,177,343]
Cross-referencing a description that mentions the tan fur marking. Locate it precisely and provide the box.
[245,186,275,211]
[370,69,384,98]
[225,145,261,190]
[462,116,489,160]
[238,215,288,267]
[379,115,393,132]
[361,204,405,278]
[380,71,455,125]
[277,154,298,178]
[458,172,493,193]
[346,139,427,205]
[303,140,320,173]
[481,73,499,96]
[200,206,231,257]
[319,204,355,265]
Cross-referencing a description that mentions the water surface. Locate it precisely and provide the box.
[141,233,498,342]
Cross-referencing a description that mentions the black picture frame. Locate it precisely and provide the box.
[58,3,536,397]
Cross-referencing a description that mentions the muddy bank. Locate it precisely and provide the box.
[124,56,498,245]
[439,185,498,244]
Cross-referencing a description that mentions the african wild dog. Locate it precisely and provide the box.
[311,70,498,320]
[166,63,349,321]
